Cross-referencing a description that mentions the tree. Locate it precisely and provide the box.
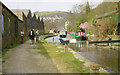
[86,1,90,15]
[44,19,57,32]
[118,1,120,9]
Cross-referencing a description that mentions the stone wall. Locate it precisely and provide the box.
[2,3,19,48]
[0,2,2,52]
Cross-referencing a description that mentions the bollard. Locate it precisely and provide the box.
[34,37,36,43]
[21,36,23,44]
[52,37,54,43]
[86,41,89,50]
[90,64,99,75]
[86,41,89,47]
[64,44,68,52]
[109,43,112,49]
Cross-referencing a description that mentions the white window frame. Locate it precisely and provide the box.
[8,17,11,33]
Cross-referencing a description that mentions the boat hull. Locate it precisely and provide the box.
[75,36,87,41]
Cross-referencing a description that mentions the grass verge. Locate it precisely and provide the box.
[112,35,120,46]
[36,35,90,73]
[2,37,29,56]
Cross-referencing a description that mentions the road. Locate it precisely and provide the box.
[2,40,59,73]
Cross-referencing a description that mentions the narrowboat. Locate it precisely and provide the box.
[75,32,87,41]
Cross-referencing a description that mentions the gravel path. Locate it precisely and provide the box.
[2,40,59,73]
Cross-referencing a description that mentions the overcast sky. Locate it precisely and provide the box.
[1,0,114,12]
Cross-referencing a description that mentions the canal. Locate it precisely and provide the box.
[45,34,119,73]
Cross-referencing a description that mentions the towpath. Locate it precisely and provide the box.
[2,40,59,73]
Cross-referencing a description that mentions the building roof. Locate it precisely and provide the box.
[0,1,23,22]
[11,9,30,17]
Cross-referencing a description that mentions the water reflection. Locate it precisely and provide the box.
[69,42,118,73]
[45,35,118,73]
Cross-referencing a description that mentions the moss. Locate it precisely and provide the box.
[2,49,9,56]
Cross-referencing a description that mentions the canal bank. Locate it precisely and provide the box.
[68,46,108,73]
[37,34,108,73]
[55,43,108,73]
[69,42,119,73]
[45,34,119,73]
[37,35,90,73]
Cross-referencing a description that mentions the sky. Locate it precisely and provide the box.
[1,0,116,12]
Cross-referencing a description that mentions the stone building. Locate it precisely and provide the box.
[0,2,2,51]
[0,2,23,48]
[12,9,44,34]
[11,9,29,21]
[0,1,44,49]
[26,10,44,34]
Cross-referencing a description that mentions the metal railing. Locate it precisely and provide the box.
[89,40,120,44]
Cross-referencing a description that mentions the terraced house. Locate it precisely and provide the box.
[0,1,44,49]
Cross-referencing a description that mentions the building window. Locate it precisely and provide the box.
[8,17,11,33]
[2,14,4,34]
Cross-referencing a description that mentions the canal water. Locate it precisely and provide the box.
[45,34,119,73]
[45,33,72,43]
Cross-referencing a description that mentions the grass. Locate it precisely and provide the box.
[112,35,120,46]
[38,33,58,43]
[55,52,89,73]
[38,51,51,59]
[0,52,2,58]
[2,37,29,63]
[112,35,120,40]
[9,37,29,49]
[36,34,90,73]
[2,37,29,56]
[36,42,90,73]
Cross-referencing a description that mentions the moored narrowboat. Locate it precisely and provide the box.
[75,32,87,41]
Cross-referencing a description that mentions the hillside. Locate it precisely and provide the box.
[34,11,68,31]
[33,11,68,18]
[91,2,118,16]
[34,11,64,16]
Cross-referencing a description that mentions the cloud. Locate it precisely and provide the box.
[1,0,104,2]
[2,0,119,3]
[103,0,120,2]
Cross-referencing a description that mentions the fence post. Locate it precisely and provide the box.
[109,43,112,49]
[86,41,89,47]
[52,37,54,43]
[64,44,68,52]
